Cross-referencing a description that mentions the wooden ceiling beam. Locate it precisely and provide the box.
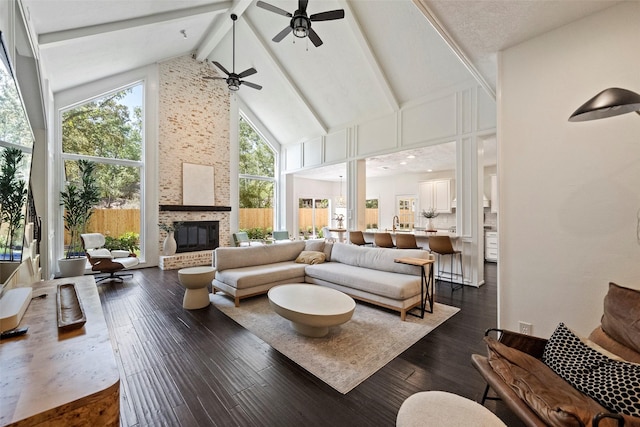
[241,14,328,135]
[337,0,399,112]
[412,0,496,100]
[39,2,232,47]
[195,0,253,62]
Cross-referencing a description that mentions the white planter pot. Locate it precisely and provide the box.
[163,231,177,256]
[58,257,87,278]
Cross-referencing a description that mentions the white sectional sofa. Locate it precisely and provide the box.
[212,239,433,320]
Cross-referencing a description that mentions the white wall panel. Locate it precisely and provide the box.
[477,88,497,131]
[285,144,302,171]
[325,129,348,163]
[460,89,473,134]
[303,137,323,168]
[401,94,456,145]
[356,113,397,155]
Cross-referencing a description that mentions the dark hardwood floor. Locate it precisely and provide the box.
[98,262,524,426]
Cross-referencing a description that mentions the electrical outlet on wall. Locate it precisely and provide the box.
[519,321,532,335]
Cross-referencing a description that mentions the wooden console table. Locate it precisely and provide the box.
[0,276,119,426]
[394,257,435,318]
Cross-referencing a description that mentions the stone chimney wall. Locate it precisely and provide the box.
[158,54,231,264]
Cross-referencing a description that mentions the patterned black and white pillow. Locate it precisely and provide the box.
[542,322,640,417]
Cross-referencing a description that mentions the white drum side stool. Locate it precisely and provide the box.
[396,391,506,427]
[177,266,216,309]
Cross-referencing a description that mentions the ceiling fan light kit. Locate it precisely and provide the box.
[203,13,262,91]
[256,0,345,47]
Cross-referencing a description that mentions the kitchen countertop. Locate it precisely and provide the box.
[363,230,459,239]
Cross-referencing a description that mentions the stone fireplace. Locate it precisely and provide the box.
[157,55,231,270]
[175,220,219,253]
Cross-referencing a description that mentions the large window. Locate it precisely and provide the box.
[60,84,143,258]
[238,116,275,235]
[298,198,329,238]
[1,38,34,262]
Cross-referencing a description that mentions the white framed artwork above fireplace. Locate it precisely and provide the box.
[183,163,215,206]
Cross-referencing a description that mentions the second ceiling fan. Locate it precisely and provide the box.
[256,0,345,47]
[204,14,262,91]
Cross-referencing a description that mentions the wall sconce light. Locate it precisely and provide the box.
[568,87,640,121]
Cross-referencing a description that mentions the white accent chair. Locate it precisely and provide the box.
[321,226,335,243]
[81,233,139,283]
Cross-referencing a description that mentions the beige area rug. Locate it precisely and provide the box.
[210,293,460,394]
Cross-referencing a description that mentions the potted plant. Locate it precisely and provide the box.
[58,160,100,277]
[421,207,439,231]
[0,148,27,262]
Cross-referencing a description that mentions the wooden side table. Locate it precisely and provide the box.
[394,257,435,318]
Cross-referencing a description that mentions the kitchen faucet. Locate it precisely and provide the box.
[392,215,399,232]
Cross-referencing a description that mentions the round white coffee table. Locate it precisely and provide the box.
[178,266,216,309]
[268,284,356,337]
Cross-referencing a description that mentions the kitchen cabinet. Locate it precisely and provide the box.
[490,174,498,213]
[485,231,498,262]
[419,179,452,214]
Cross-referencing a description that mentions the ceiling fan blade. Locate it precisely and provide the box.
[237,67,257,79]
[212,61,230,76]
[308,27,323,47]
[203,76,226,80]
[256,1,292,17]
[241,81,262,90]
[310,9,345,21]
[299,0,308,13]
[273,26,292,42]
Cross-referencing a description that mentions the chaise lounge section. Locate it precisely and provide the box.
[471,282,640,427]
[212,240,432,320]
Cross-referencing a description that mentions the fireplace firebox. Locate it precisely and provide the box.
[174,221,219,253]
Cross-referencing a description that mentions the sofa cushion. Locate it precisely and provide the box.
[329,243,428,275]
[215,240,306,270]
[304,239,325,252]
[295,251,326,265]
[215,261,307,290]
[589,326,640,364]
[304,262,421,300]
[543,322,640,418]
[601,282,640,355]
[485,336,612,426]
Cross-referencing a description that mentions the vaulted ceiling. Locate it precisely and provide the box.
[21,0,619,172]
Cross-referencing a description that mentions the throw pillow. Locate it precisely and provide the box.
[601,282,640,354]
[295,251,326,265]
[543,322,640,418]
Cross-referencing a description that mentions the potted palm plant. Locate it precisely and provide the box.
[0,147,27,263]
[58,160,100,277]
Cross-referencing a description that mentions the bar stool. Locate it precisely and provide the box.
[395,233,423,249]
[374,232,395,248]
[428,235,463,291]
[348,231,372,246]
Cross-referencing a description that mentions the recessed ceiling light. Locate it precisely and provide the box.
[400,161,407,165]
[427,169,433,172]
[407,155,415,159]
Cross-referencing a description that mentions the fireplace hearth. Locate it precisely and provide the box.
[174,221,219,253]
